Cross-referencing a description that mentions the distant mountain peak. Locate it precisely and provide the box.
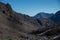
[34,12,54,19]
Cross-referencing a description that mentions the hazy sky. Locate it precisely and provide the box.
[0,0,60,16]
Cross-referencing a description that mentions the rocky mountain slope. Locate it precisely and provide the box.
[0,2,60,40]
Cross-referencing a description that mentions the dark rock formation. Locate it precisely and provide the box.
[51,10,60,23]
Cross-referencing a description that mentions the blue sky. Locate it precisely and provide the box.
[0,0,60,16]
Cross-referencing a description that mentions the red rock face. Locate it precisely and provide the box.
[5,3,12,11]
[0,2,17,18]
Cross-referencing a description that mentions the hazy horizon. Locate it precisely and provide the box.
[0,0,60,16]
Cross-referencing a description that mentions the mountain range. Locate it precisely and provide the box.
[0,2,60,40]
[34,10,60,24]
